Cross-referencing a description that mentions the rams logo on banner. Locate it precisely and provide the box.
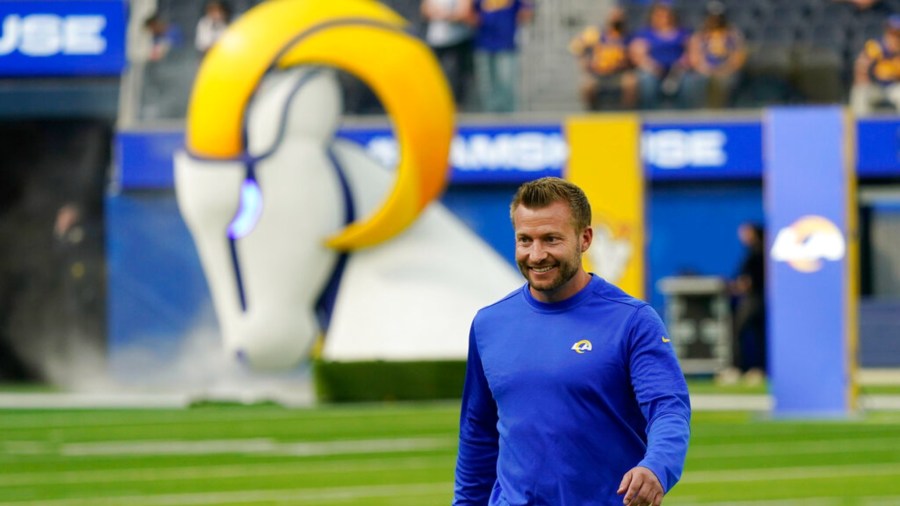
[587,217,632,284]
[771,215,846,273]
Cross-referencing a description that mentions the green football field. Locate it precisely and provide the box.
[2,401,900,505]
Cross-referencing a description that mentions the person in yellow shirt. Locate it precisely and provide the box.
[850,14,900,114]
[569,7,637,110]
[686,2,746,108]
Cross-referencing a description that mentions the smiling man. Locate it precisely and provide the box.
[453,177,691,506]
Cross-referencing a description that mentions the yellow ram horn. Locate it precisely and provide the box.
[185,0,455,250]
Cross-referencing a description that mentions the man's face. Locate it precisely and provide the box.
[650,6,675,29]
[513,200,592,301]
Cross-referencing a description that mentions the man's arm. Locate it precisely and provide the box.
[453,325,499,505]
[854,41,879,85]
[629,37,661,76]
[624,305,692,498]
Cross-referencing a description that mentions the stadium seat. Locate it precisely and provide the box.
[792,45,845,103]
[810,23,848,53]
[734,42,794,106]
[760,22,798,46]
[765,4,807,28]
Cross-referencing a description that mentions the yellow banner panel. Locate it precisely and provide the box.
[564,114,644,299]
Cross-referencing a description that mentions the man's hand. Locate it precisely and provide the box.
[617,466,664,506]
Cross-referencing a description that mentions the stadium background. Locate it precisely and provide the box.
[2,0,900,503]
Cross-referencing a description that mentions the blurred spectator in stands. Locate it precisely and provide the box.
[471,0,535,113]
[850,14,900,114]
[143,13,184,62]
[685,1,746,109]
[195,0,232,55]
[142,12,192,119]
[629,1,697,109]
[569,7,637,110]
[421,0,476,110]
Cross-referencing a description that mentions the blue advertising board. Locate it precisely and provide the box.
[338,123,567,184]
[857,117,900,178]
[642,120,763,180]
[765,107,857,417]
[0,0,127,77]
[118,124,569,189]
[115,114,900,190]
[115,129,185,190]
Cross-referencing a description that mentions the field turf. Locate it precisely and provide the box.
[2,402,900,505]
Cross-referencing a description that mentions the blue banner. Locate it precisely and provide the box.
[338,123,567,184]
[116,115,900,190]
[857,117,900,178]
[0,0,127,77]
[642,120,763,180]
[765,106,856,417]
[115,130,185,190]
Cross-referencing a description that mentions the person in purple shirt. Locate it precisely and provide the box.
[453,177,691,506]
[471,0,534,112]
[628,1,696,109]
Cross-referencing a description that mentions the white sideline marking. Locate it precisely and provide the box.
[859,368,900,385]
[0,402,458,430]
[0,392,898,412]
[689,435,900,458]
[862,395,900,410]
[0,482,450,506]
[669,496,900,506]
[669,498,838,506]
[670,498,836,506]
[0,393,191,409]
[57,436,455,457]
[0,455,454,487]
[0,393,772,411]
[689,394,771,411]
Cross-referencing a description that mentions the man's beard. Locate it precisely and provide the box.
[518,254,581,295]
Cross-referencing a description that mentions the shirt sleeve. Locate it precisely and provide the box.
[453,323,500,505]
[627,305,692,493]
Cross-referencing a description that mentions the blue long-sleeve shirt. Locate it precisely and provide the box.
[453,274,691,505]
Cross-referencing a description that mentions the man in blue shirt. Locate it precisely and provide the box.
[629,1,694,109]
[471,0,534,112]
[453,177,691,506]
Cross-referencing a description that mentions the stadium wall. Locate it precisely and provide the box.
[108,112,900,385]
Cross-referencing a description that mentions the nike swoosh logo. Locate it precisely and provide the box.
[661,336,671,343]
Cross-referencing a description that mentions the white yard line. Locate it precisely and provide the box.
[683,462,900,484]
[0,482,451,506]
[669,495,900,506]
[55,436,455,457]
[861,395,900,410]
[0,391,899,412]
[669,497,840,506]
[689,394,771,411]
[666,496,900,506]
[688,435,900,458]
[0,393,192,409]
[0,455,454,487]
[858,369,900,385]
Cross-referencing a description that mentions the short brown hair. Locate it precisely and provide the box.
[510,177,592,231]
